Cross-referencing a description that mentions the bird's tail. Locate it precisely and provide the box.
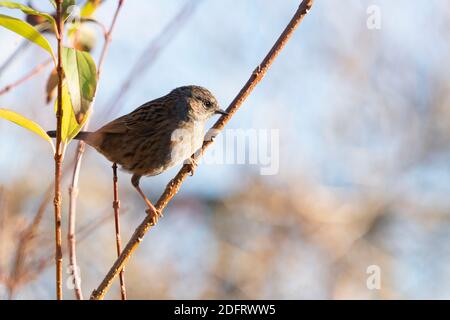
[47,131,92,141]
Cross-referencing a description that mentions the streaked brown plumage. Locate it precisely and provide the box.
[48,85,226,217]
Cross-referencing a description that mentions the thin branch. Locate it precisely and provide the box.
[79,18,108,37]
[67,143,84,300]
[3,156,77,299]
[90,0,315,300]
[66,0,125,300]
[0,40,31,78]
[6,183,53,300]
[3,204,126,296]
[112,163,127,300]
[0,59,52,96]
[0,23,51,77]
[97,0,125,78]
[77,208,129,242]
[54,0,64,300]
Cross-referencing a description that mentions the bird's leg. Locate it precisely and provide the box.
[186,156,198,176]
[131,174,161,223]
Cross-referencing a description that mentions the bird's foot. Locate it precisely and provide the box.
[145,207,162,225]
[186,157,198,176]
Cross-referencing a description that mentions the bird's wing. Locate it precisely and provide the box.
[96,114,129,134]
[98,95,175,136]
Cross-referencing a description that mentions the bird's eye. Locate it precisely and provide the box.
[205,101,212,108]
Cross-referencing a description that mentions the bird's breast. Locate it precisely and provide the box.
[169,121,205,164]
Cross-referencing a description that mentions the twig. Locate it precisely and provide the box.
[97,0,125,78]
[112,163,127,300]
[2,204,126,297]
[67,143,84,300]
[0,23,51,77]
[77,208,128,242]
[54,0,64,300]
[6,183,53,300]
[0,40,31,78]
[66,0,125,300]
[79,18,108,37]
[90,0,315,300]
[0,59,52,96]
[1,157,75,299]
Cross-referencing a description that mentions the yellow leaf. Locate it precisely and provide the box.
[0,1,57,29]
[62,47,97,124]
[0,14,56,64]
[0,108,55,151]
[81,0,102,17]
[54,85,88,144]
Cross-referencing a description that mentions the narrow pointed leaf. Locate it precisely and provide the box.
[0,108,54,149]
[81,0,102,17]
[67,109,90,142]
[0,1,56,28]
[0,14,56,63]
[54,85,89,144]
[54,85,75,143]
[61,47,97,124]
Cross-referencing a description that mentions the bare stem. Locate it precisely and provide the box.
[112,163,127,300]
[54,0,64,300]
[0,59,52,96]
[67,142,85,300]
[6,183,53,300]
[0,23,50,77]
[97,0,125,78]
[66,0,126,300]
[90,0,315,300]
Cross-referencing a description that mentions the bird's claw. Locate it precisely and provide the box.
[187,157,198,176]
[145,207,162,225]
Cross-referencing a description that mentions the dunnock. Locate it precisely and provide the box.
[48,85,227,217]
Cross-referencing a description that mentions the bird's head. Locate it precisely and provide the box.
[174,85,227,121]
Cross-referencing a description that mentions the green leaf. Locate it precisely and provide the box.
[0,108,55,151]
[48,0,75,13]
[67,108,90,142]
[0,14,56,64]
[61,47,97,124]
[61,84,76,142]
[81,0,102,17]
[54,85,90,144]
[63,0,76,12]
[0,1,57,29]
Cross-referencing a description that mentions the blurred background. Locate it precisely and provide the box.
[0,0,449,299]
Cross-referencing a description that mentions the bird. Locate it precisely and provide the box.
[48,85,227,220]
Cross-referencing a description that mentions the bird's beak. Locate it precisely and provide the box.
[215,108,229,116]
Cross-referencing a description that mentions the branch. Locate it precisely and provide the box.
[97,0,125,78]
[0,59,52,96]
[6,183,53,300]
[54,0,64,300]
[90,0,315,300]
[67,0,125,300]
[0,22,52,77]
[67,149,84,300]
[112,163,127,300]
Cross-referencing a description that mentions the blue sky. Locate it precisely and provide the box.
[1,0,450,299]
[1,1,448,202]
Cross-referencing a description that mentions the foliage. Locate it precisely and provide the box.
[0,0,100,150]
